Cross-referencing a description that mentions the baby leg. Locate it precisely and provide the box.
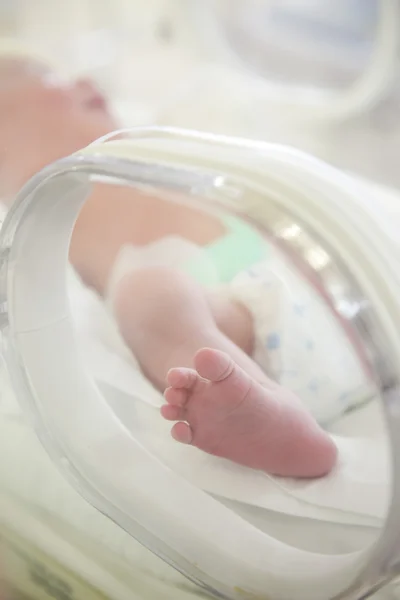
[112,266,266,389]
[113,267,337,477]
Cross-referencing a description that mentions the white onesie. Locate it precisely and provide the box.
[228,256,374,426]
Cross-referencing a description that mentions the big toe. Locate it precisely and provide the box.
[194,348,234,383]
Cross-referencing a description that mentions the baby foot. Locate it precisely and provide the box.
[162,348,337,478]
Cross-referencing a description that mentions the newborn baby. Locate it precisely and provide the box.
[0,51,365,482]
[112,263,340,479]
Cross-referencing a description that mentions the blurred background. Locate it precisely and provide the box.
[0,4,399,599]
[1,0,400,187]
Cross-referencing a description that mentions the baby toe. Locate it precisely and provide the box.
[171,421,193,444]
[167,367,199,390]
[195,348,234,383]
[164,386,189,407]
[160,404,186,422]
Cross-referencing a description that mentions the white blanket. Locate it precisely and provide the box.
[0,222,391,599]
[69,259,390,533]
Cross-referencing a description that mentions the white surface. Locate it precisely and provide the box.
[72,256,391,528]
[0,262,387,600]
[0,262,388,600]
[6,130,400,599]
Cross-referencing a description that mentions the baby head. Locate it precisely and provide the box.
[0,50,118,198]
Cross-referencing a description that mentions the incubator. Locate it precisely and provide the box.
[0,126,400,600]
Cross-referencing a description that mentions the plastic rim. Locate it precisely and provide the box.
[0,127,399,599]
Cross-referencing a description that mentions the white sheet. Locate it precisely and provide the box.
[0,230,390,597]
[69,264,391,531]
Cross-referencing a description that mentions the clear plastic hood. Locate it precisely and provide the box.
[1,127,400,600]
